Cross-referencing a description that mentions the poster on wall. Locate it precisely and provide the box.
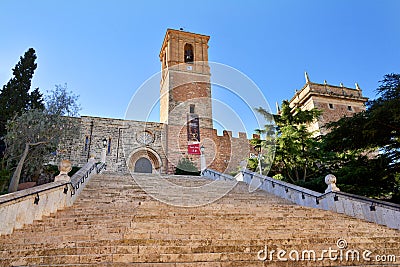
[187,114,200,142]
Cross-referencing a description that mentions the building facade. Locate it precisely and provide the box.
[289,72,368,135]
[58,29,251,174]
[58,30,368,174]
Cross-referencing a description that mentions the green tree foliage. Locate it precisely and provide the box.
[0,48,44,138]
[253,101,322,183]
[248,113,276,175]
[0,161,11,194]
[175,158,200,176]
[325,74,399,171]
[323,73,400,201]
[45,83,80,117]
[5,85,80,192]
[248,129,266,173]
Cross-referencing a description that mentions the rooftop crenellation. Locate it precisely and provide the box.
[291,72,368,106]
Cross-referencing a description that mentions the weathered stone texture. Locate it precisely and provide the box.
[290,81,368,134]
[2,173,400,265]
[55,116,167,173]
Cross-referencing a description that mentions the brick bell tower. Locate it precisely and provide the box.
[159,29,213,173]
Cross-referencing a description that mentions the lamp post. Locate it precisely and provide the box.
[101,138,107,163]
[200,145,206,173]
[254,145,262,175]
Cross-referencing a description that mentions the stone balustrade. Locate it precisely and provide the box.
[0,159,105,235]
[202,168,400,230]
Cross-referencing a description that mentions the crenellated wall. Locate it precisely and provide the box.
[55,116,252,175]
[164,124,251,174]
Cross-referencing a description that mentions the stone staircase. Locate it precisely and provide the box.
[1,173,399,266]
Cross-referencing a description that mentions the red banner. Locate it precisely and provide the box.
[188,143,201,155]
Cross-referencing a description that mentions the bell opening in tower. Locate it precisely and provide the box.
[184,43,194,63]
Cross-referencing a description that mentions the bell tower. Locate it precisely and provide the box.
[159,29,213,129]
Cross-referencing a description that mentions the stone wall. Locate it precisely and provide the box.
[56,115,251,175]
[164,124,250,175]
[312,95,366,134]
[290,82,368,135]
[55,116,167,174]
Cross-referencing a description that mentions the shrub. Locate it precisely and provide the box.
[175,158,200,176]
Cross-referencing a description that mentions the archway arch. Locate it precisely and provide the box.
[128,147,162,173]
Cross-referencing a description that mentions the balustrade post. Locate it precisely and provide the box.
[54,160,72,182]
[325,174,340,193]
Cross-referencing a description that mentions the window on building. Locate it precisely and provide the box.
[189,104,195,114]
[347,106,353,111]
[184,43,194,63]
[84,136,89,151]
[328,103,334,109]
[107,138,112,155]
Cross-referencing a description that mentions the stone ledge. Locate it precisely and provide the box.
[204,168,400,230]
[0,181,68,206]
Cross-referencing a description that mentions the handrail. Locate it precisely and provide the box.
[318,190,400,211]
[0,181,69,205]
[96,162,107,174]
[202,169,235,181]
[204,168,400,229]
[242,169,400,212]
[243,170,320,198]
[0,162,106,203]
[205,168,400,212]
[70,162,106,196]
[0,160,107,235]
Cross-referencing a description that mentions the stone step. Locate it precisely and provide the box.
[1,173,399,266]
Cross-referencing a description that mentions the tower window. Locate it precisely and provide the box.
[347,106,353,111]
[328,103,334,109]
[107,138,112,155]
[184,43,194,63]
[190,104,195,114]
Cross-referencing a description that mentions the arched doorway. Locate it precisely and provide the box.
[134,157,152,173]
[128,147,162,173]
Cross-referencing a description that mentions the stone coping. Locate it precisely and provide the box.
[0,181,68,206]
[203,168,400,230]
[322,190,400,211]
[243,170,320,197]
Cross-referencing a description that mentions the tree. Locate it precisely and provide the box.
[5,85,80,193]
[0,48,44,138]
[248,127,276,175]
[325,74,399,170]
[323,73,400,201]
[253,101,322,182]
[45,83,81,117]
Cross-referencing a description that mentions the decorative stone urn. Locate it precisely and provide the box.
[54,160,72,182]
[325,174,340,193]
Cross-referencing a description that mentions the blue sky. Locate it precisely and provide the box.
[0,0,399,135]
